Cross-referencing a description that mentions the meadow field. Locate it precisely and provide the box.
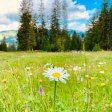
[0,51,112,112]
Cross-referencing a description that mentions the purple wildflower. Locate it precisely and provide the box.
[39,86,43,95]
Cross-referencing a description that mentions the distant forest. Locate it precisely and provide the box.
[0,0,112,52]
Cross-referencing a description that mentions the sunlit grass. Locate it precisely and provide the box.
[0,51,112,112]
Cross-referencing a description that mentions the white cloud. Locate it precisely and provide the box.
[0,0,22,15]
[68,21,88,32]
[0,0,96,32]
[0,16,11,24]
[68,1,96,20]
[0,21,19,32]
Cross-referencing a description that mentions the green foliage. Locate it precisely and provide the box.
[27,25,36,50]
[70,31,82,50]
[0,37,7,51]
[7,44,17,51]
[92,44,101,51]
[17,0,36,51]
[0,52,112,111]
[85,0,112,51]
[40,36,48,51]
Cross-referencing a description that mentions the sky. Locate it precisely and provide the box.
[0,0,105,32]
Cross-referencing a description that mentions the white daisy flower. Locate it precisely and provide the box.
[99,62,104,65]
[26,66,30,71]
[43,66,70,83]
[73,66,78,71]
[100,70,104,74]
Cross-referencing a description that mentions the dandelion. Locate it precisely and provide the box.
[90,77,95,80]
[43,66,70,84]
[46,93,48,96]
[17,100,20,104]
[39,79,43,84]
[110,103,112,109]
[101,83,106,87]
[2,78,7,83]
[24,108,28,112]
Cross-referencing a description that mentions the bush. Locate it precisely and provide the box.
[92,44,101,51]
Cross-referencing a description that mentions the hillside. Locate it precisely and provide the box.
[0,30,17,44]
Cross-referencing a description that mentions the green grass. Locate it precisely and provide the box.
[0,51,112,112]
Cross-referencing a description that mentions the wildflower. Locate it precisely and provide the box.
[90,77,95,80]
[39,86,43,95]
[25,67,30,71]
[99,62,104,65]
[17,100,20,104]
[2,78,7,83]
[100,70,104,74]
[73,66,78,71]
[24,109,28,112]
[46,93,48,96]
[29,72,32,76]
[44,63,53,68]
[43,66,70,83]
[110,103,112,109]
[77,73,84,81]
[101,83,106,87]
[39,79,43,84]
[85,75,89,78]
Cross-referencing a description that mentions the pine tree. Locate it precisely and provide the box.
[50,0,61,49]
[70,31,82,50]
[108,5,112,49]
[0,37,7,51]
[62,30,70,51]
[38,0,49,51]
[99,0,109,50]
[17,0,36,51]
[61,0,68,30]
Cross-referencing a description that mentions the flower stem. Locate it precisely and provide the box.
[53,81,57,112]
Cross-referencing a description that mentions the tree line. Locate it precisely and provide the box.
[17,0,82,52]
[0,37,16,51]
[85,0,112,51]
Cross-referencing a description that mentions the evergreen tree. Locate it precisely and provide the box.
[8,44,17,51]
[70,31,82,50]
[62,30,70,51]
[17,0,36,51]
[108,5,112,49]
[99,0,109,50]
[38,0,48,51]
[61,0,68,30]
[85,0,109,51]
[27,23,36,50]
[50,0,61,51]
[0,37,7,51]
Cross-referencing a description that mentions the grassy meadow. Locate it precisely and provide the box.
[0,51,112,112]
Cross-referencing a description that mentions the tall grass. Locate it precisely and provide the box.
[0,51,112,112]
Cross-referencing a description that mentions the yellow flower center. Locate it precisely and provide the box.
[52,72,61,78]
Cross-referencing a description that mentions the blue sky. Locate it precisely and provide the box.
[0,0,106,32]
[75,0,102,10]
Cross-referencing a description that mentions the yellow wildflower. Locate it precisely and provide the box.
[101,83,106,87]
[2,78,7,83]
[110,103,112,109]
[39,79,43,84]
